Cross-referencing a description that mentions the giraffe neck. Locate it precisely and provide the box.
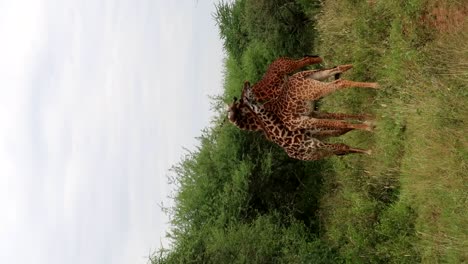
[243,100,295,147]
[237,109,263,131]
[228,102,263,132]
[252,76,283,101]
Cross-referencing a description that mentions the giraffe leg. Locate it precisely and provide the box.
[292,69,321,80]
[336,64,353,73]
[328,143,372,155]
[270,56,323,75]
[290,78,379,103]
[311,128,354,140]
[287,116,373,132]
[332,64,353,79]
[293,64,353,81]
[300,143,371,161]
[308,111,373,121]
[288,140,370,161]
[288,56,323,71]
[311,79,380,99]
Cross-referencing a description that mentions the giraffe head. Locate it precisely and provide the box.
[240,81,257,105]
[226,96,239,123]
[225,81,263,131]
[227,81,249,123]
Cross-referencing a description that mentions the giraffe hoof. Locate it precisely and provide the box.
[352,148,372,155]
[371,82,380,89]
[364,121,376,131]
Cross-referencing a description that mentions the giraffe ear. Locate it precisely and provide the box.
[224,103,230,112]
[226,103,236,121]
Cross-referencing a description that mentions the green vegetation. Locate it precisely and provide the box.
[152,0,467,263]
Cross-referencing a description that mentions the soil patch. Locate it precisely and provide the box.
[421,3,467,33]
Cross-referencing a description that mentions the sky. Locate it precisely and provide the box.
[0,0,224,263]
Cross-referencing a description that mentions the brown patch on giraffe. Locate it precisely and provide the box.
[420,3,467,33]
[272,127,281,136]
[293,136,301,144]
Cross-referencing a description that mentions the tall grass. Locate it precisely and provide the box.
[315,0,467,262]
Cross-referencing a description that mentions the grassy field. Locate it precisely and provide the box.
[314,0,467,262]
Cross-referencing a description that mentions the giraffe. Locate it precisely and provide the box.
[234,82,370,160]
[258,65,379,132]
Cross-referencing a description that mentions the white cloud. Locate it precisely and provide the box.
[0,0,224,264]
[0,2,48,263]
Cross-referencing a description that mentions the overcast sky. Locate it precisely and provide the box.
[0,0,224,263]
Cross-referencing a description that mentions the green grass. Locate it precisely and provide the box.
[314,0,467,262]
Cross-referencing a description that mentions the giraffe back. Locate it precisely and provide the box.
[251,56,322,101]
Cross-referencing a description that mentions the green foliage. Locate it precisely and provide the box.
[215,0,319,62]
[242,0,317,57]
[222,55,245,102]
[156,214,340,264]
[153,121,333,262]
[205,215,336,264]
[214,0,248,60]
[240,41,274,83]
